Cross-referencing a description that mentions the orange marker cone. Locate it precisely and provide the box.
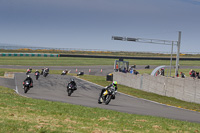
[101,69,102,72]
[89,69,91,72]
[76,69,77,72]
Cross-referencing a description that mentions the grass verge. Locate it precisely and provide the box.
[1,56,200,66]
[0,86,200,133]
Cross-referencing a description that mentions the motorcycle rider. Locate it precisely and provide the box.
[67,79,77,90]
[26,67,32,75]
[43,67,49,77]
[100,81,118,100]
[45,67,49,72]
[61,69,68,75]
[35,69,40,79]
[35,69,40,74]
[23,75,33,89]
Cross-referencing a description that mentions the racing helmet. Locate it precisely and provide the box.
[112,81,117,87]
[71,79,75,82]
[27,75,30,77]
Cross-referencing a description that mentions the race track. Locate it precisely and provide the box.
[4,72,199,123]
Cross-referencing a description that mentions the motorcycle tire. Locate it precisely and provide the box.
[44,73,48,77]
[68,89,72,96]
[24,87,29,93]
[105,95,112,105]
[98,96,103,104]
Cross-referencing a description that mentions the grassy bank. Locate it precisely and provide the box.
[1,56,200,66]
[0,86,200,133]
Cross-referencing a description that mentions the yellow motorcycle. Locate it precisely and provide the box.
[98,87,116,105]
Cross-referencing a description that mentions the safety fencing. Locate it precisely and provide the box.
[0,53,59,57]
[113,72,200,104]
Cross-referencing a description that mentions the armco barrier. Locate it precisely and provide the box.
[0,53,59,57]
[113,72,200,104]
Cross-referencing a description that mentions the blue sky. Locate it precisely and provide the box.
[0,0,200,53]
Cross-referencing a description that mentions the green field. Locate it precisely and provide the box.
[1,86,200,133]
[1,56,200,66]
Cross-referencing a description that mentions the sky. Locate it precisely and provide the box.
[0,0,200,53]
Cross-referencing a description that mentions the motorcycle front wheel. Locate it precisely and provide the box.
[105,95,112,105]
[68,89,73,96]
[24,87,29,93]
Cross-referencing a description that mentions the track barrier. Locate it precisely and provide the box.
[0,53,59,57]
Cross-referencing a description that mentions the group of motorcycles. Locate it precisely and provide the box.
[26,68,49,79]
[23,68,117,105]
[23,68,49,93]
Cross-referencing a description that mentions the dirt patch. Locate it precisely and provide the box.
[4,72,14,79]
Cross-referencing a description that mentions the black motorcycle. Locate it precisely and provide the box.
[23,80,31,93]
[66,83,76,96]
[98,87,116,105]
[35,72,40,80]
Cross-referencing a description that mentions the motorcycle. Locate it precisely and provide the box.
[98,87,116,105]
[23,80,31,93]
[61,70,67,75]
[43,69,49,77]
[66,83,76,96]
[35,72,40,80]
[77,71,84,76]
[26,70,31,75]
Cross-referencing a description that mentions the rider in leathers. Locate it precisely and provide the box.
[67,79,77,90]
[100,81,118,99]
[23,75,33,88]
[35,70,40,75]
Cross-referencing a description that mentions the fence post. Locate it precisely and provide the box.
[140,75,143,90]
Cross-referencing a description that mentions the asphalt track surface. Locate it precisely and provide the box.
[1,72,200,123]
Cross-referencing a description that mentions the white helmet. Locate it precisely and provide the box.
[27,75,30,77]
